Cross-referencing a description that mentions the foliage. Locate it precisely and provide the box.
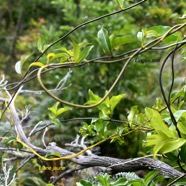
[0,0,186,185]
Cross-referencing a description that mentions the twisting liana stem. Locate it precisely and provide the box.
[37,21,186,108]
[0,0,147,119]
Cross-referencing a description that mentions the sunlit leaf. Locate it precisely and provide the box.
[110,94,125,111]
[47,53,56,63]
[29,62,44,69]
[85,89,101,105]
[137,31,145,44]
[145,108,176,138]
[97,27,112,55]
[73,42,81,62]
[56,107,72,117]
[15,54,31,74]
[178,122,186,135]
[128,106,139,127]
[159,138,186,154]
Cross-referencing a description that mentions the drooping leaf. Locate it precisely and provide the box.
[97,27,112,56]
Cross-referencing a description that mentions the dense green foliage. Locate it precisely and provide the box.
[0,0,186,185]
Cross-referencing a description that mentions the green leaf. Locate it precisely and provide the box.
[37,34,45,52]
[128,106,139,127]
[109,94,125,112]
[111,177,128,186]
[147,25,182,44]
[97,27,112,56]
[137,31,145,44]
[112,35,136,48]
[178,122,186,135]
[145,108,175,138]
[128,179,145,186]
[29,62,44,69]
[144,171,159,185]
[180,144,186,163]
[56,107,72,117]
[47,53,56,63]
[76,45,94,63]
[49,115,62,128]
[97,174,111,186]
[85,89,101,105]
[159,138,186,154]
[15,54,31,74]
[99,107,111,120]
[116,0,124,9]
[73,42,81,62]
[174,110,186,122]
[76,180,92,186]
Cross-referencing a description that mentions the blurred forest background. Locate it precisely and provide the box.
[0,0,186,185]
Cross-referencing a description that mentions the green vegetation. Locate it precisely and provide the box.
[0,0,186,185]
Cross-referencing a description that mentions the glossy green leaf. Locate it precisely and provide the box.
[144,171,159,185]
[109,94,125,111]
[56,107,72,117]
[159,138,186,154]
[76,45,94,63]
[128,179,145,186]
[128,106,139,127]
[99,107,111,120]
[73,42,81,62]
[112,35,136,48]
[178,122,186,135]
[47,53,56,63]
[147,25,182,43]
[97,174,111,185]
[15,54,31,74]
[29,62,44,69]
[145,108,175,137]
[98,27,112,55]
[137,31,145,43]
[174,110,186,122]
[85,89,101,105]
